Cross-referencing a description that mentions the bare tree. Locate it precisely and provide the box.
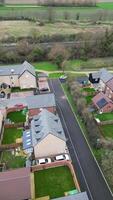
[48,43,70,69]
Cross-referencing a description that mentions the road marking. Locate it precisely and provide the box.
[60,80,113,198]
[49,79,94,200]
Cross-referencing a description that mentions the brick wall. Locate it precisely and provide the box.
[29,107,56,117]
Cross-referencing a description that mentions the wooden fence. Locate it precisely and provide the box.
[31,160,80,192]
[0,143,21,151]
[95,119,113,126]
[4,122,24,128]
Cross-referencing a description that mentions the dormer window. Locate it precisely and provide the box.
[57,131,62,134]
[36,131,40,134]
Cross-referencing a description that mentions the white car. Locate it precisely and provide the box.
[55,154,70,161]
[36,158,52,165]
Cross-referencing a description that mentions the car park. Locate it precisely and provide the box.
[36,158,52,165]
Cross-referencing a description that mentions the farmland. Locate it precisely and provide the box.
[0,20,111,42]
[0,5,113,21]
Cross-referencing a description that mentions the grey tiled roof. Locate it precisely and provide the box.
[31,109,66,146]
[0,93,55,109]
[91,69,113,83]
[26,93,56,109]
[99,68,113,83]
[53,192,89,200]
[0,61,35,77]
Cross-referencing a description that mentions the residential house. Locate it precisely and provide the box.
[0,167,31,200]
[105,77,113,100]
[23,109,67,158]
[89,69,113,91]
[0,61,37,89]
[92,92,113,113]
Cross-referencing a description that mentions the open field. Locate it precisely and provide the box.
[0,5,113,21]
[34,57,113,71]
[98,2,113,9]
[66,57,113,71]
[34,61,58,71]
[2,128,22,144]
[0,20,111,41]
[34,166,75,198]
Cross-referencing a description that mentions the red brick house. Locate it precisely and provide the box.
[92,92,113,113]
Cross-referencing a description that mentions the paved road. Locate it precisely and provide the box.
[49,79,113,200]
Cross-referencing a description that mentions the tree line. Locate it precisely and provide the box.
[1,0,97,6]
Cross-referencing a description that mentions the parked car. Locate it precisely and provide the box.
[36,158,52,165]
[55,154,70,161]
[59,75,67,82]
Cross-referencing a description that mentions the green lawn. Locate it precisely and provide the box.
[98,2,113,10]
[34,166,75,199]
[100,124,113,139]
[82,87,95,93]
[95,113,113,121]
[49,72,64,78]
[7,111,26,123]
[34,61,59,71]
[2,128,22,144]
[0,151,26,169]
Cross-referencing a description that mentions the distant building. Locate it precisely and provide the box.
[23,109,67,158]
[0,167,31,200]
[0,61,37,89]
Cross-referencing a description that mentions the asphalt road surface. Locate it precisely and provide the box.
[49,79,113,200]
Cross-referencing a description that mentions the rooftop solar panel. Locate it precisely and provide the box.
[97,98,108,109]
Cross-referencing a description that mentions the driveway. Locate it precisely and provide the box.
[49,79,113,200]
